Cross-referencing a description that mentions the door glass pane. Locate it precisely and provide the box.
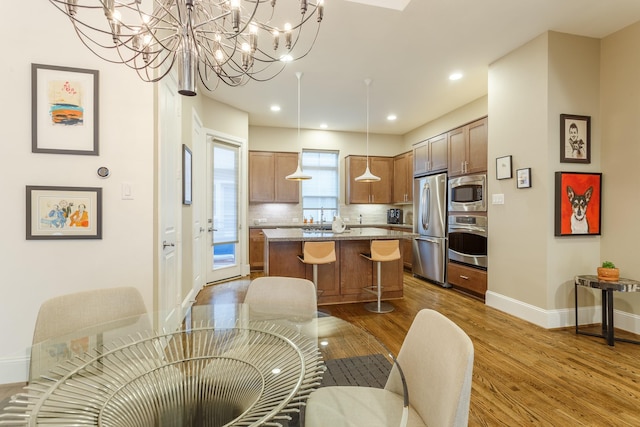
[212,142,238,269]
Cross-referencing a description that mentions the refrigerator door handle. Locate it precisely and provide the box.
[421,183,431,231]
[417,236,443,245]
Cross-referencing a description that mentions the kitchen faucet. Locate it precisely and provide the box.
[320,207,324,228]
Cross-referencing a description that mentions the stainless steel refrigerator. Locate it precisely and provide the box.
[412,172,449,286]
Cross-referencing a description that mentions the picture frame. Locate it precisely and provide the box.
[516,168,532,189]
[32,63,99,155]
[182,144,192,205]
[554,172,602,236]
[26,186,102,240]
[496,155,512,180]
[560,114,590,164]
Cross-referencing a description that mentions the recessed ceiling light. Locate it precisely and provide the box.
[320,123,328,129]
[387,114,397,121]
[449,72,463,81]
[270,105,281,112]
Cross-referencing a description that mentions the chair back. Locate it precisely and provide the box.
[370,239,401,262]
[244,276,318,341]
[32,287,149,344]
[385,309,474,427]
[302,241,336,264]
[244,276,317,320]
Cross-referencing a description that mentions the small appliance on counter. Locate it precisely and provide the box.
[387,208,403,224]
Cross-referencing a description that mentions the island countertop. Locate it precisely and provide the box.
[262,227,417,242]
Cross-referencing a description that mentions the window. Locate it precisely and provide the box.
[301,150,339,224]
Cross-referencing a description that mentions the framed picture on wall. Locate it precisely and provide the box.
[496,155,513,180]
[560,114,590,164]
[516,168,532,189]
[26,186,102,239]
[32,63,99,155]
[554,172,602,236]
[182,145,192,205]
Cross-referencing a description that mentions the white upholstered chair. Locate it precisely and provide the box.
[243,276,318,340]
[304,309,474,427]
[30,286,150,379]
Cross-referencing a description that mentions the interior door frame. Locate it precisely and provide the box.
[203,129,250,283]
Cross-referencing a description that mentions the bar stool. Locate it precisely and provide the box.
[360,240,401,313]
[297,241,336,295]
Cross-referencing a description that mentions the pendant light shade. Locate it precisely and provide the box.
[355,78,381,182]
[286,72,312,181]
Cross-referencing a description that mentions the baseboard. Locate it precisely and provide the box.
[0,355,29,385]
[486,290,640,335]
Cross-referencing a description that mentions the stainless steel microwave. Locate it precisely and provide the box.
[448,174,487,212]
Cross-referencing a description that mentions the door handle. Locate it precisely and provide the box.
[208,227,217,232]
[162,240,175,249]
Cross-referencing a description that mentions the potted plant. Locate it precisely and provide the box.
[597,261,620,282]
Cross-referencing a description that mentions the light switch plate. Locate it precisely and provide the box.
[492,193,505,205]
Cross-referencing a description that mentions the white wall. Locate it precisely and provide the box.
[487,32,603,328]
[600,21,640,315]
[0,3,154,382]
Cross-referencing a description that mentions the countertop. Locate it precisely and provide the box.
[262,227,417,242]
[250,223,413,230]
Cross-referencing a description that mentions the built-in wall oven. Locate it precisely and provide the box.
[448,174,487,212]
[448,214,487,269]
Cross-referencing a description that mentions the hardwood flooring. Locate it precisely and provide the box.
[3,271,640,426]
[196,272,640,426]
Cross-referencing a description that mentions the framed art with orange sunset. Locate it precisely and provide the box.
[554,172,602,236]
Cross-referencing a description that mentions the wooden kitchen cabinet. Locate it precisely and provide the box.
[413,133,447,176]
[249,151,299,203]
[448,117,488,177]
[447,261,487,299]
[393,151,413,204]
[345,155,393,204]
[249,228,267,271]
[388,226,413,269]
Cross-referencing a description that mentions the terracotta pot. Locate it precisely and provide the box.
[597,267,620,282]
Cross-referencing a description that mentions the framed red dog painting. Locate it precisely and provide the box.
[554,172,602,236]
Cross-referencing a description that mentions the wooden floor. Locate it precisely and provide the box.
[3,272,640,426]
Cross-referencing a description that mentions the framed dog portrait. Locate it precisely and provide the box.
[554,172,602,236]
[560,114,590,164]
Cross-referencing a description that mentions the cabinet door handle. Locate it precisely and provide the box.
[460,275,470,280]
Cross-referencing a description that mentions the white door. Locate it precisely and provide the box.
[191,112,205,296]
[206,137,243,283]
[158,76,182,331]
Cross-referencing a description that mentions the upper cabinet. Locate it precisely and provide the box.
[413,133,447,176]
[447,117,488,177]
[345,155,393,204]
[393,151,413,204]
[249,151,299,203]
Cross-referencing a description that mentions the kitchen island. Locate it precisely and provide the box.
[263,227,417,305]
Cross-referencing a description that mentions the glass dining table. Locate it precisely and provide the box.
[0,303,400,427]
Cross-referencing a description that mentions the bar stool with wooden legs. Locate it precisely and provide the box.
[360,240,401,313]
[297,241,336,296]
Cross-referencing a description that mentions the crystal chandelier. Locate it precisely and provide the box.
[49,0,325,96]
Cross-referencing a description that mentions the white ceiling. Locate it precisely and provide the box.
[201,0,640,136]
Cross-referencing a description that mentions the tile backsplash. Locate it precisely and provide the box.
[249,203,413,226]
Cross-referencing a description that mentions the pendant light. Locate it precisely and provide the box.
[355,78,381,182]
[286,72,312,181]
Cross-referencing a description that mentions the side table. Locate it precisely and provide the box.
[574,275,640,346]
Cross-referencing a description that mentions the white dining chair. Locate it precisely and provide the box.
[304,309,475,427]
[243,276,318,340]
[30,286,150,379]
